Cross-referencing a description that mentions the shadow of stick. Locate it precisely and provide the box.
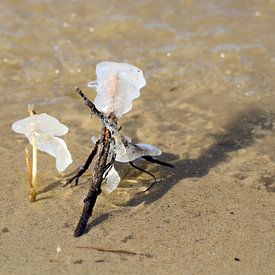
[126,108,275,206]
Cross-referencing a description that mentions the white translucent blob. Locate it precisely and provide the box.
[104,137,161,191]
[113,135,127,155]
[12,113,72,172]
[34,134,73,172]
[87,61,146,117]
[115,141,161,163]
[91,135,98,144]
[12,113,68,137]
[106,165,121,193]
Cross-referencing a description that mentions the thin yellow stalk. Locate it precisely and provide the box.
[27,104,37,202]
[29,136,38,202]
[25,147,32,188]
[28,104,35,115]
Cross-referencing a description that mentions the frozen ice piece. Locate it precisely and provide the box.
[106,165,121,193]
[34,134,73,172]
[12,113,72,172]
[91,135,98,144]
[12,113,68,137]
[87,61,146,117]
[115,142,161,163]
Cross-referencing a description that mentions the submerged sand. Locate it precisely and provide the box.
[0,0,275,274]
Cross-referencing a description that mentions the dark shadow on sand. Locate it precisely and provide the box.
[126,108,275,206]
[46,107,274,234]
[85,213,110,234]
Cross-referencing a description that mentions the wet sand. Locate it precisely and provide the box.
[0,0,275,274]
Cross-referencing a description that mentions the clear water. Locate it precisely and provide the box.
[2,0,275,193]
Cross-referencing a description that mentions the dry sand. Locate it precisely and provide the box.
[1,106,274,274]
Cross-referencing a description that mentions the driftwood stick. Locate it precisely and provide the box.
[73,87,117,237]
[74,127,111,237]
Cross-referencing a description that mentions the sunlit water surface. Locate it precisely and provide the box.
[1,0,275,198]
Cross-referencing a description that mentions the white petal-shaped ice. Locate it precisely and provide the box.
[34,134,73,172]
[115,142,161,163]
[87,61,146,117]
[12,113,68,137]
[106,165,121,193]
[12,112,73,172]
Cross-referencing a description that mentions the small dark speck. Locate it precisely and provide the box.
[169,87,177,92]
[122,234,134,243]
[230,212,234,214]
[73,260,83,264]
[2,227,9,233]
[234,257,241,261]
[95,259,105,263]
[143,253,153,258]
[167,205,170,208]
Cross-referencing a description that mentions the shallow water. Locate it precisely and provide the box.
[1,0,275,274]
[2,0,275,187]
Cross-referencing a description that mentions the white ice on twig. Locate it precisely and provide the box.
[86,61,161,193]
[12,113,73,172]
[104,132,161,193]
[87,61,146,117]
[105,165,121,193]
[115,142,161,163]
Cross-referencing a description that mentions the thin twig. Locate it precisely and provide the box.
[129,161,157,182]
[63,140,99,187]
[142,156,174,168]
[75,87,117,130]
[25,147,32,188]
[76,246,152,257]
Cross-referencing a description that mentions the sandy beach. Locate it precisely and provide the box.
[1,0,274,274]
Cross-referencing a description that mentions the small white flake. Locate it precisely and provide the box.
[62,22,69,28]
[55,246,61,259]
